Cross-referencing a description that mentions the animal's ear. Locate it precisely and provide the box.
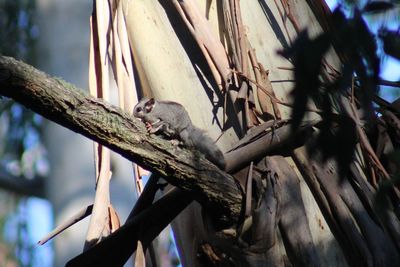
[148,98,155,105]
[145,98,155,112]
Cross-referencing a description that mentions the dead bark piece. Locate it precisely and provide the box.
[292,148,358,266]
[232,0,249,77]
[108,204,120,232]
[267,156,321,267]
[258,64,282,120]
[199,159,282,266]
[227,120,286,152]
[199,243,222,265]
[348,163,377,219]
[222,0,239,68]
[350,163,400,252]
[248,48,274,119]
[248,47,282,120]
[84,170,112,250]
[340,173,400,266]
[241,170,282,267]
[247,168,280,253]
[280,0,301,34]
[311,158,374,267]
[375,120,393,159]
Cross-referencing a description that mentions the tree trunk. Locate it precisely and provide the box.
[119,0,400,266]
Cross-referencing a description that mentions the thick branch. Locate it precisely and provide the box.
[0,55,242,224]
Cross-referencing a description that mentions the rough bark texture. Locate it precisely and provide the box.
[0,55,242,225]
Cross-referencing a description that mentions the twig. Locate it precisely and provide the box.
[349,100,390,180]
[248,46,280,119]
[273,0,293,43]
[280,0,301,33]
[379,79,400,88]
[38,205,94,245]
[232,69,323,114]
[245,161,253,217]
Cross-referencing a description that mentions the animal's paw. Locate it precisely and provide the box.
[146,122,161,134]
[170,139,180,146]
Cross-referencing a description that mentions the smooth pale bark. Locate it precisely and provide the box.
[120,1,346,266]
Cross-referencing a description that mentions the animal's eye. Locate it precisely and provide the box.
[135,107,142,113]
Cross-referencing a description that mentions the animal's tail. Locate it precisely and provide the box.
[181,127,226,170]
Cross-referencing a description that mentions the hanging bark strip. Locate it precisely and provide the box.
[225,0,266,130]
[111,0,138,112]
[226,0,249,101]
[248,47,282,120]
[85,0,115,251]
[171,0,231,89]
[109,1,150,263]
[278,0,301,34]
[348,99,391,180]
[231,0,248,78]
[171,0,249,134]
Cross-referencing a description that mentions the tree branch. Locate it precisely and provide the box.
[67,188,192,267]
[0,169,44,197]
[0,55,242,225]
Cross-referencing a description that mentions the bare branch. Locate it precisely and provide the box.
[0,55,242,225]
[38,205,93,245]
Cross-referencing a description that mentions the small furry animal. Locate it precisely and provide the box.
[133,97,226,170]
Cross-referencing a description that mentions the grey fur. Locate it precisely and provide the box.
[133,97,226,170]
